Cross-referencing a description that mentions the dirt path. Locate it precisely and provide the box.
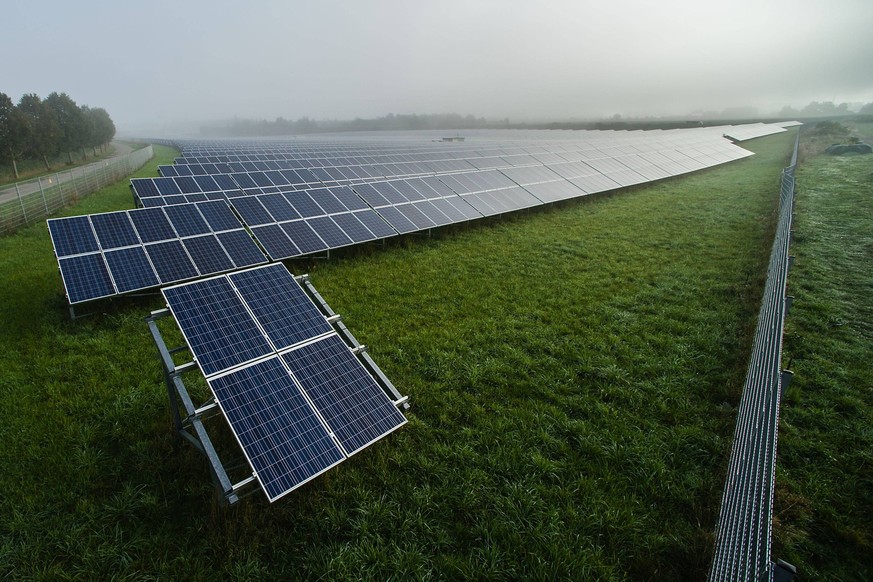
[0,141,137,205]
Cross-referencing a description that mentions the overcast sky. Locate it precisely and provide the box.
[4,0,872,135]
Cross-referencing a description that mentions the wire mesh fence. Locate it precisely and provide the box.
[709,132,800,581]
[0,145,154,236]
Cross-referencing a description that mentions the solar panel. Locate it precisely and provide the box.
[164,204,211,237]
[182,235,235,275]
[306,216,353,248]
[207,356,345,501]
[90,212,140,249]
[146,240,200,283]
[228,263,333,351]
[163,276,273,377]
[48,216,100,257]
[129,208,177,243]
[281,334,407,456]
[58,253,115,304]
[216,230,269,268]
[281,221,328,255]
[104,246,159,293]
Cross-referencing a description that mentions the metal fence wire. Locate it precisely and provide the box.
[0,145,154,236]
[709,132,800,582]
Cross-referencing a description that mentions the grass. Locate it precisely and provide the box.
[0,134,806,579]
[773,146,873,578]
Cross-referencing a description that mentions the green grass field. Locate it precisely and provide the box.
[2,131,864,579]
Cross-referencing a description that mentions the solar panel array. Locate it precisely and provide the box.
[162,263,406,501]
[50,124,795,305]
[48,200,267,304]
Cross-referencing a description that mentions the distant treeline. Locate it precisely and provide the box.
[205,100,873,138]
[0,91,116,180]
[201,112,499,137]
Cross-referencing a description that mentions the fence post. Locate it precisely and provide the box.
[57,171,66,205]
[70,168,78,198]
[38,176,49,214]
[15,182,27,225]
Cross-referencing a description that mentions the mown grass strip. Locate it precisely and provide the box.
[0,136,796,579]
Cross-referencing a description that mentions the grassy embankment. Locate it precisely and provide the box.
[0,136,797,578]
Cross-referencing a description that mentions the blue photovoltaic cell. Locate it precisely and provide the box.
[229,264,332,351]
[197,200,242,232]
[130,178,160,198]
[183,235,235,275]
[373,206,418,233]
[216,230,268,268]
[174,176,201,193]
[307,188,346,215]
[207,356,345,501]
[48,216,100,257]
[129,208,177,243]
[164,204,211,237]
[58,253,115,304]
[163,276,273,377]
[330,186,369,211]
[193,175,220,193]
[154,177,182,196]
[284,191,324,218]
[104,246,159,293]
[396,203,436,229]
[90,212,140,249]
[330,213,376,243]
[231,197,275,226]
[146,240,200,283]
[354,209,398,239]
[307,216,353,248]
[281,221,327,255]
[259,193,301,222]
[282,334,407,456]
[250,225,301,260]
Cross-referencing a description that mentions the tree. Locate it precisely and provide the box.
[18,93,61,170]
[89,107,115,149]
[859,102,873,115]
[45,92,84,163]
[0,92,31,179]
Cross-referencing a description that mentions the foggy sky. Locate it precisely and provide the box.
[4,0,872,135]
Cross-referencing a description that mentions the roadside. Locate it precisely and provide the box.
[0,141,136,205]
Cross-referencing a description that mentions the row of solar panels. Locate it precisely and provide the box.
[48,201,267,304]
[168,123,788,161]
[162,263,407,501]
[168,133,745,170]
[132,141,751,208]
[50,138,755,305]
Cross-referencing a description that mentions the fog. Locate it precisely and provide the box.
[4,0,872,135]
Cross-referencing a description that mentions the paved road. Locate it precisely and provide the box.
[0,141,135,205]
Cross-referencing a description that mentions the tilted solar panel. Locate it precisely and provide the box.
[207,356,346,501]
[162,276,273,377]
[228,263,333,351]
[281,334,407,456]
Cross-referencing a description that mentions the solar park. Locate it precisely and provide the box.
[44,122,792,504]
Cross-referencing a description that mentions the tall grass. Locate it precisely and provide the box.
[0,136,799,579]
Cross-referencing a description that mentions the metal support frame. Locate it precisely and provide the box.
[145,308,256,505]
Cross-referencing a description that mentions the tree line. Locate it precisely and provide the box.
[201,112,498,137]
[0,92,116,180]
